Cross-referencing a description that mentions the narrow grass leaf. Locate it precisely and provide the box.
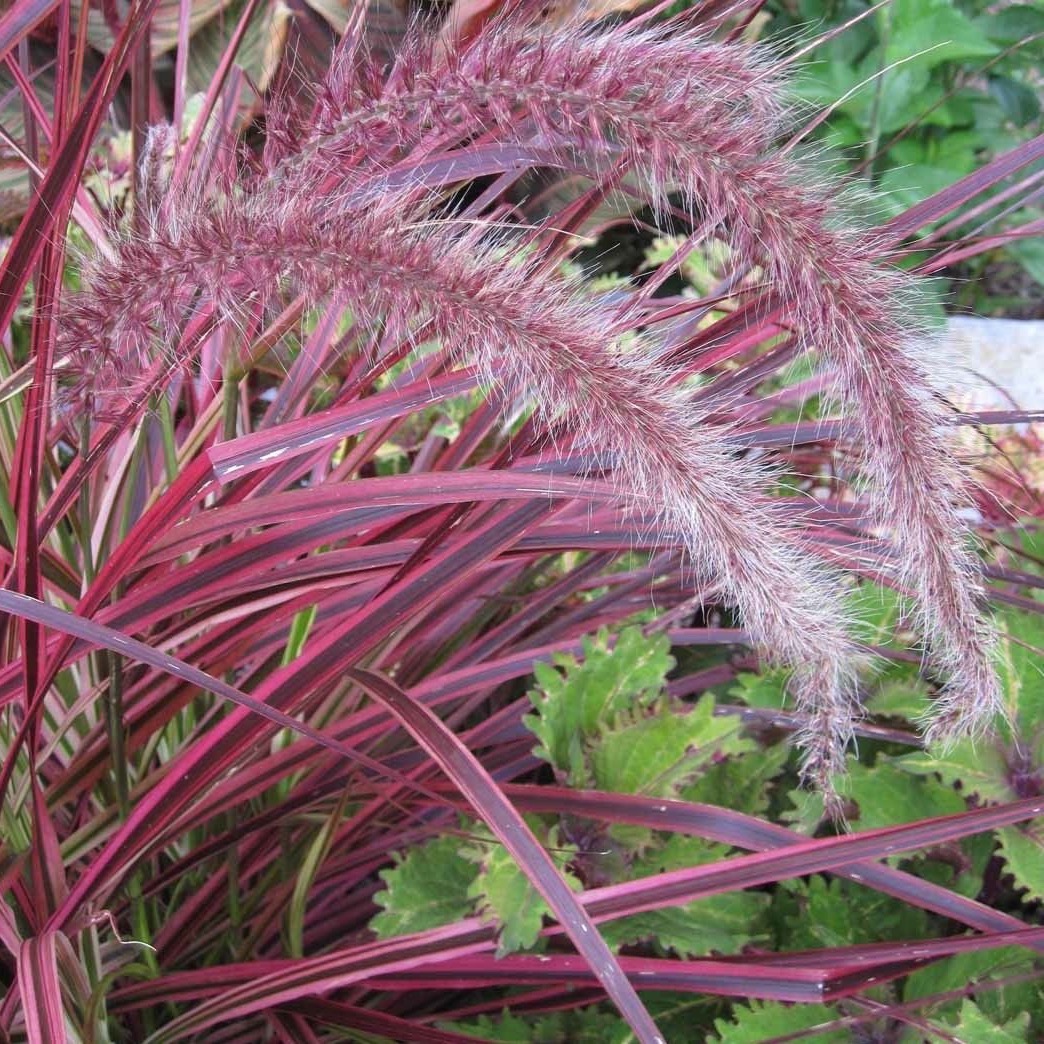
[499,785,1043,947]
[346,666,665,1044]
[17,932,65,1043]
[0,0,61,64]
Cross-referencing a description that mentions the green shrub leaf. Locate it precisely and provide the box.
[780,876,928,949]
[997,825,1044,903]
[466,828,580,956]
[847,761,965,830]
[896,741,1012,803]
[525,628,673,782]
[370,835,476,938]
[590,696,754,797]
[904,947,1034,1012]
[603,891,768,958]
[713,1001,846,1043]
[952,1000,1031,1043]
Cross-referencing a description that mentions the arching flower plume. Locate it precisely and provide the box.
[58,15,1001,805]
[274,16,1000,741]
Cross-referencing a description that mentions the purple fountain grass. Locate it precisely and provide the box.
[272,19,789,187]
[7,3,1044,1039]
[60,179,861,800]
[272,16,999,740]
[56,14,1006,791]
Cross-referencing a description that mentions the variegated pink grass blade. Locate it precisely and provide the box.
[16,932,65,1044]
[107,935,1041,1017]
[98,796,1044,1036]
[345,666,663,1043]
[8,580,1044,1027]
[0,0,62,61]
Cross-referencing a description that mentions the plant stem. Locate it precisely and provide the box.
[154,392,179,485]
[222,371,240,442]
[865,5,892,176]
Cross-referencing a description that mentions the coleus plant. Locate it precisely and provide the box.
[0,0,1042,1041]
[370,616,1044,1040]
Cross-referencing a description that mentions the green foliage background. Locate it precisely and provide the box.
[768,0,1044,313]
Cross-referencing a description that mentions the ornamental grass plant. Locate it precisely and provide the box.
[0,0,1042,1040]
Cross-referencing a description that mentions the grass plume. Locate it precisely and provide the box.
[58,16,1000,795]
[277,16,1001,740]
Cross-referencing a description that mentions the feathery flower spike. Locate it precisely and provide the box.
[282,18,999,742]
[61,181,861,805]
[60,17,1000,803]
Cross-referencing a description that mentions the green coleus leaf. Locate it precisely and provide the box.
[602,890,768,958]
[950,1000,1030,1043]
[846,761,965,830]
[683,742,789,817]
[642,832,726,873]
[781,786,828,836]
[972,954,1044,1035]
[726,669,789,710]
[865,677,932,720]
[445,1011,538,1042]
[997,825,1044,904]
[525,627,673,782]
[465,827,580,957]
[590,695,755,797]
[904,947,1035,1016]
[894,608,1043,802]
[370,835,476,938]
[644,994,719,1041]
[879,159,966,209]
[995,609,1044,738]
[602,834,765,957]
[871,68,938,136]
[895,741,1011,803]
[793,58,865,110]
[779,876,929,950]
[446,1009,631,1043]
[713,1001,846,1043]
[848,582,906,648]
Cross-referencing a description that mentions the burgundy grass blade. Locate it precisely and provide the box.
[0,0,160,336]
[346,666,666,1044]
[497,785,1044,949]
[129,922,498,1038]
[0,0,61,64]
[281,1000,482,1043]
[570,797,1044,924]
[144,469,616,564]
[44,498,556,926]
[207,372,477,481]
[17,932,64,1043]
[0,589,453,888]
[111,923,1044,1014]
[365,934,1043,1000]
[1,8,1039,1039]
[884,133,1044,242]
